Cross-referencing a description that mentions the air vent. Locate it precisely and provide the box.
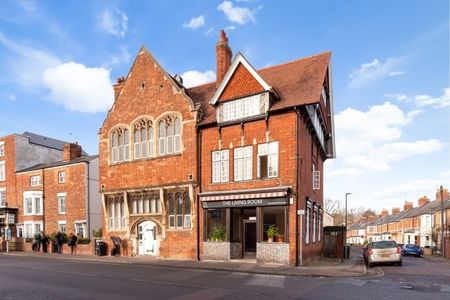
[101,184,105,190]
[188,174,194,181]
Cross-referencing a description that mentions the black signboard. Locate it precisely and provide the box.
[202,197,289,209]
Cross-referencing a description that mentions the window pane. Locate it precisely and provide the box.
[167,135,173,154]
[263,206,285,242]
[206,209,226,241]
[124,129,129,145]
[151,199,156,213]
[159,138,165,155]
[174,118,181,134]
[159,122,165,137]
[174,135,180,153]
[259,155,268,178]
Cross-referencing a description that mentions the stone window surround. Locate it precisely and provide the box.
[109,113,183,165]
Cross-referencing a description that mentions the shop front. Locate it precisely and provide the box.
[200,187,291,265]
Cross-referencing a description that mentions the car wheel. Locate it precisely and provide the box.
[398,261,402,266]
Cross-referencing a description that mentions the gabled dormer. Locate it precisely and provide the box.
[211,51,276,124]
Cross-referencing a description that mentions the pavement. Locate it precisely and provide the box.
[0,248,367,278]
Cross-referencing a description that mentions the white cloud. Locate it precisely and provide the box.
[98,9,128,38]
[218,1,258,25]
[43,62,114,113]
[180,70,215,88]
[106,46,131,67]
[16,0,37,15]
[385,88,450,108]
[183,15,205,29]
[334,101,441,173]
[0,32,61,91]
[326,168,363,178]
[225,25,237,31]
[415,88,450,108]
[8,94,16,101]
[349,57,407,88]
[204,27,215,36]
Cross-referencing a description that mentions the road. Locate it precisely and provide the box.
[0,253,449,299]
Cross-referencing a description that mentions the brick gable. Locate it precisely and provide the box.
[218,62,265,102]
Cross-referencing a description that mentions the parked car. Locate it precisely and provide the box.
[364,240,402,267]
[402,244,422,257]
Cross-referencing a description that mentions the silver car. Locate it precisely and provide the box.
[364,240,402,267]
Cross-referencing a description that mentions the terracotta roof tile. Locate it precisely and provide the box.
[187,51,331,126]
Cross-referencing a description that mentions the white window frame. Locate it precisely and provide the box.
[30,175,41,187]
[58,171,66,183]
[0,141,4,156]
[257,142,279,178]
[306,201,311,244]
[23,221,43,239]
[318,210,322,242]
[0,161,5,181]
[212,149,229,183]
[313,163,320,190]
[0,187,5,207]
[313,206,318,243]
[23,191,43,216]
[58,193,67,214]
[220,94,264,122]
[58,220,67,233]
[111,129,129,164]
[234,146,252,181]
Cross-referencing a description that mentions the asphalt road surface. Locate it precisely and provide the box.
[0,253,449,299]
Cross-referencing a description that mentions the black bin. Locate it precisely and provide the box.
[344,245,351,259]
[95,240,107,256]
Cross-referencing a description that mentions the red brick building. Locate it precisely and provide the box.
[0,132,100,246]
[99,47,200,258]
[15,143,100,239]
[100,30,335,265]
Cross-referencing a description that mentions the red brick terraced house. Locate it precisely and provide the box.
[0,132,71,240]
[15,143,100,240]
[99,30,335,265]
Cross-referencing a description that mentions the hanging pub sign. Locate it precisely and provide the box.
[202,197,289,209]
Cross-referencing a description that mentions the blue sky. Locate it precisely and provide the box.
[0,0,448,213]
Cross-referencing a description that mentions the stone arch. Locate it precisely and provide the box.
[129,216,165,239]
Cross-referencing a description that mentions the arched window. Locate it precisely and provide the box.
[158,115,181,156]
[111,128,129,163]
[133,118,153,160]
[167,190,190,229]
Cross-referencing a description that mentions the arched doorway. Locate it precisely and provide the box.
[138,221,157,255]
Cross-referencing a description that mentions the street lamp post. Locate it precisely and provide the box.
[440,185,445,258]
[343,192,352,262]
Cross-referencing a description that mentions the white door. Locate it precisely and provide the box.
[138,221,156,255]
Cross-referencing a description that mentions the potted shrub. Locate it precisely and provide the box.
[267,224,279,243]
[209,226,226,242]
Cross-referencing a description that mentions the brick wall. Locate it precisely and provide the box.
[0,135,17,208]
[99,48,199,260]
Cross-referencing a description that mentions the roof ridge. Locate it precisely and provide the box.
[187,50,331,90]
[257,50,331,72]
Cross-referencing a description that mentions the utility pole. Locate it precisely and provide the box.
[440,185,445,258]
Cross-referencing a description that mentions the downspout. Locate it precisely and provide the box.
[86,161,90,239]
[196,126,202,261]
[42,168,45,234]
[295,107,300,267]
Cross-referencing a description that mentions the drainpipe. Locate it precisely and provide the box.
[196,127,202,261]
[295,107,300,267]
[86,161,90,239]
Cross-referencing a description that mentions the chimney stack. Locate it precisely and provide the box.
[418,196,430,207]
[368,215,376,222]
[63,143,83,161]
[391,207,401,215]
[403,201,413,211]
[113,77,125,99]
[436,187,449,201]
[381,209,389,218]
[216,30,232,87]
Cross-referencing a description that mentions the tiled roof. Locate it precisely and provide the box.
[22,131,88,155]
[188,51,331,126]
[218,62,265,102]
[16,155,98,173]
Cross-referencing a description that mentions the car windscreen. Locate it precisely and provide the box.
[372,241,397,249]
